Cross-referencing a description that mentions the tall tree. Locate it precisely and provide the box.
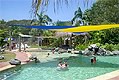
[72,7,87,26]
[84,0,119,44]
[30,12,52,36]
[31,12,52,26]
[36,12,52,25]
[85,0,119,25]
[0,20,8,46]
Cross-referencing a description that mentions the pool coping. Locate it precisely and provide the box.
[87,70,119,80]
[0,65,16,72]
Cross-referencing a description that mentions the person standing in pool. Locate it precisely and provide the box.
[93,57,96,64]
[52,48,55,54]
[91,58,94,64]
[90,57,96,64]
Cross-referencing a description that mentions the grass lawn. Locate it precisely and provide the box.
[30,44,52,49]
[0,52,16,62]
[30,44,39,48]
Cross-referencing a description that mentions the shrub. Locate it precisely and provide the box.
[114,43,119,50]
[102,43,115,51]
[75,44,88,50]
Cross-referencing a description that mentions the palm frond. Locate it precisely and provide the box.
[36,0,42,12]
[32,0,92,17]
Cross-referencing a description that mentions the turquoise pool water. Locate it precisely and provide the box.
[0,55,119,80]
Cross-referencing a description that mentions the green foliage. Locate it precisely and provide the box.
[114,44,119,50]
[42,30,55,36]
[84,0,119,45]
[75,43,119,51]
[75,44,89,50]
[100,43,119,51]
[52,37,63,47]
[0,52,16,62]
[29,29,42,36]
[30,44,39,48]
[56,21,72,26]
[85,0,119,24]
[0,20,8,46]
[7,20,32,26]
[0,29,8,46]
[96,43,101,47]
[72,7,88,26]
[31,12,52,26]
[7,20,32,38]
[104,43,115,51]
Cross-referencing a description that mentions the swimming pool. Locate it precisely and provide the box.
[0,55,119,80]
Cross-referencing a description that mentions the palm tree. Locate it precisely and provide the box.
[37,12,52,25]
[31,12,52,26]
[71,7,88,26]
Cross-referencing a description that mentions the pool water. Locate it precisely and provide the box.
[1,55,119,80]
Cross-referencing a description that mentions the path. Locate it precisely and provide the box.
[15,52,30,64]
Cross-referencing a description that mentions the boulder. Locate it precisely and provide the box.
[112,51,119,55]
[84,49,94,55]
[9,59,21,65]
[105,51,114,56]
[29,56,40,63]
[67,49,72,53]
[0,55,4,60]
[97,48,106,55]
[72,50,79,54]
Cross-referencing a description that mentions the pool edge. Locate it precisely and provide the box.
[87,70,119,80]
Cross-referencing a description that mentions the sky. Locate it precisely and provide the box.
[0,0,95,22]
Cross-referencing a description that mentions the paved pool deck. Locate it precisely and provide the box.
[108,75,119,80]
[87,70,119,80]
[0,51,31,71]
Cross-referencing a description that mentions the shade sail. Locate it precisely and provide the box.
[11,25,75,29]
[24,25,76,29]
[56,24,119,32]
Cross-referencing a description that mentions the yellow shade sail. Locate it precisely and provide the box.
[57,24,119,32]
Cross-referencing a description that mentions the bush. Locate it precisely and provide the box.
[75,44,88,50]
[101,43,115,51]
[114,44,119,50]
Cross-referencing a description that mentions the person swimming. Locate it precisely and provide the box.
[57,61,63,68]
[62,62,68,68]
[57,61,68,70]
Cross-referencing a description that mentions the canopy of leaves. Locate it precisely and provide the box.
[84,0,119,44]
[85,0,119,25]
